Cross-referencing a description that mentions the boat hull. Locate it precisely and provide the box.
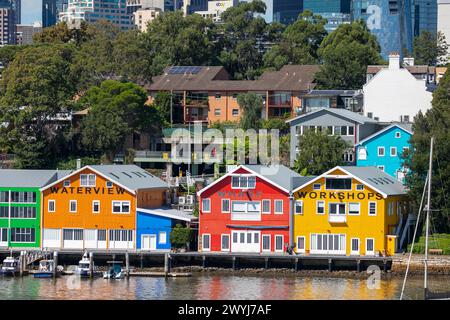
[33,272,59,278]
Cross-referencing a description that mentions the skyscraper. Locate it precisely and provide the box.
[0,0,17,44]
[352,0,414,59]
[43,1,68,27]
[304,0,351,32]
[273,0,303,25]
[413,0,438,36]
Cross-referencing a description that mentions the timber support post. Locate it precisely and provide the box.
[328,259,333,272]
[357,260,361,273]
[89,252,94,278]
[125,252,130,278]
[202,255,206,268]
[53,251,58,278]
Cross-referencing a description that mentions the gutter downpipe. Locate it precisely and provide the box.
[289,177,295,248]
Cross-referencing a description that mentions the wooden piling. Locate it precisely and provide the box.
[53,251,58,278]
[202,255,206,268]
[294,258,299,272]
[383,259,387,273]
[125,252,130,278]
[357,260,361,272]
[89,252,94,278]
[19,251,24,277]
[328,258,333,272]
[264,257,270,270]
[232,256,236,270]
[164,253,170,278]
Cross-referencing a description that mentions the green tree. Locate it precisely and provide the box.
[237,93,263,130]
[293,130,349,175]
[404,69,450,233]
[315,20,382,89]
[151,91,172,126]
[170,224,194,249]
[0,45,29,73]
[79,80,158,162]
[413,31,449,66]
[0,44,77,168]
[33,21,90,46]
[263,10,327,70]
[56,156,100,170]
[218,0,283,80]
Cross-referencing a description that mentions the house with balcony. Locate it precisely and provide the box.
[287,108,381,167]
[145,65,320,125]
[301,90,363,114]
[292,166,409,256]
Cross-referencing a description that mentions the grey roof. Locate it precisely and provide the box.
[305,90,358,97]
[56,170,73,180]
[342,166,406,196]
[90,165,168,191]
[137,207,196,222]
[243,164,310,191]
[286,108,378,125]
[0,170,60,188]
[357,123,413,146]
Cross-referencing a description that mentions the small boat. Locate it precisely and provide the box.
[0,256,20,277]
[76,252,99,277]
[33,259,63,278]
[103,261,124,279]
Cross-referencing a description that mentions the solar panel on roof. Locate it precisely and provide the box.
[168,66,202,75]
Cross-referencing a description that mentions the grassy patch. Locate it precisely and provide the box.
[407,234,450,255]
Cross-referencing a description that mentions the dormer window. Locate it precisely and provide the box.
[63,180,70,187]
[231,175,256,189]
[80,174,96,187]
[106,181,113,188]
[325,178,352,190]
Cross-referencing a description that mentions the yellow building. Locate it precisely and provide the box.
[292,166,409,257]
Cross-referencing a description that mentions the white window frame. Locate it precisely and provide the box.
[390,147,397,157]
[202,234,211,252]
[230,175,256,189]
[221,199,230,213]
[356,184,364,190]
[80,174,96,187]
[69,200,77,213]
[221,234,230,252]
[368,201,377,216]
[159,231,167,244]
[351,238,360,255]
[106,181,113,188]
[377,147,385,157]
[395,131,401,138]
[329,202,346,216]
[313,183,321,190]
[274,235,284,252]
[112,201,131,214]
[296,236,305,253]
[48,200,55,213]
[366,238,375,255]
[262,199,271,214]
[274,199,283,214]
[63,180,70,187]
[348,202,361,215]
[92,200,100,214]
[202,198,211,213]
[294,200,303,215]
[262,234,271,252]
[316,200,325,215]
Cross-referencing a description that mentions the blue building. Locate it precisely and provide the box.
[304,0,351,32]
[351,0,414,59]
[413,0,438,36]
[136,208,196,251]
[273,0,303,25]
[355,123,413,183]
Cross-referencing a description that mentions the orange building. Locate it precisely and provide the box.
[145,65,319,124]
[40,165,168,250]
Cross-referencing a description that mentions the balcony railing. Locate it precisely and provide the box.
[329,214,346,223]
[186,115,208,122]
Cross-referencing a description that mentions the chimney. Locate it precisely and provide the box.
[403,57,414,66]
[76,158,81,170]
[389,52,400,70]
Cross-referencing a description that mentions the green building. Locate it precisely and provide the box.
[0,170,69,249]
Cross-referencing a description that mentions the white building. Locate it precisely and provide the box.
[363,53,433,123]
[438,0,450,61]
[194,0,238,22]
[133,7,161,31]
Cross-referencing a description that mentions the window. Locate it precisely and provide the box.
[262,199,270,214]
[275,235,284,252]
[231,175,256,189]
[0,228,8,242]
[262,235,271,252]
[69,200,77,213]
[63,180,70,187]
[316,201,325,215]
[221,199,230,213]
[80,174,96,187]
[378,147,385,157]
[329,203,346,215]
[10,207,36,218]
[377,166,385,172]
[358,148,367,160]
[159,231,167,244]
[232,93,238,99]
[232,109,239,116]
[294,200,303,215]
[48,200,55,213]
[340,126,347,136]
[202,199,211,213]
[348,126,355,136]
[356,184,364,190]
[106,181,113,188]
[390,147,397,157]
[10,192,36,203]
[109,229,133,242]
[214,109,221,116]
[296,236,305,253]
[334,126,341,135]
[366,238,375,254]
[215,93,221,99]
[274,200,283,214]
[92,200,100,214]
[112,201,131,214]
[221,234,230,251]
[98,230,107,241]
[351,238,360,254]
[325,178,352,190]
[368,202,377,216]
[395,131,401,138]
[0,191,9,203]
[313,183,321,190]
[348,202,360,215]
[388,202,394,216]
[10,228,35,243]
[202,234,211,251]
[231,176,240,188]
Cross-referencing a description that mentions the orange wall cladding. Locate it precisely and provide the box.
[41,168,165,230]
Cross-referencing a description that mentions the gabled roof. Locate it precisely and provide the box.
[356,123,413,146]
[41,165,168,194]
[286,108,378,125]
[367,65,435,75]
[137,207,196,222]
[197,164,305,196]
[0,170,65,188]
[293,166,406,198]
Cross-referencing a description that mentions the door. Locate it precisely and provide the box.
[141,235,156,250]
[366,238,375,256]
[0,228,8,247]
[231,230,260,253]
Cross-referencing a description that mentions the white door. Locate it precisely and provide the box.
[310,234,346,255]
[0,228,8,247]
[231,231,260,253]
[141,234,156,250]
[366,238,375,256]
[84,229,97,249]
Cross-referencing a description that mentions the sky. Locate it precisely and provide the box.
[22,0,42,24]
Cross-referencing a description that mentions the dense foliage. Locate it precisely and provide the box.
[413,31,449,66]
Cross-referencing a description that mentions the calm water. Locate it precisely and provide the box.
[0,274,449,300]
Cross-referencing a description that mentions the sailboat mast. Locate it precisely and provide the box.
[424,137,434,291]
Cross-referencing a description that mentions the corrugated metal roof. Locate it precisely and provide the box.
[0,170,60,188]
[243,164,312,191]
[367,65,435,74]
[286,108,378,124]
[356,123,413,146]
[137,207,196,222]
[90,165,168,191]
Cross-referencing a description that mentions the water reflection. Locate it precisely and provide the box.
[0,274,448,300]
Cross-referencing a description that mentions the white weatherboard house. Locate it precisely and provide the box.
[363,53,433,123]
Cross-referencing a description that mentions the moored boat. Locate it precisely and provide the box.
[33,259,63,278]
[0,256,20,277]
[103,261,124,279]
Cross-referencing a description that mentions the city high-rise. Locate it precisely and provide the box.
[0,0,18,45]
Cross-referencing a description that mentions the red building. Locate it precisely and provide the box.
[198,165,313,254]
